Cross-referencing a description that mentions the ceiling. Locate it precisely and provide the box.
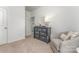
[25,6,40,12]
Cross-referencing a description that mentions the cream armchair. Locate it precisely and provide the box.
[50,31,79,53]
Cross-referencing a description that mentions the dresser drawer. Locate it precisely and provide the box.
[40,36,49,43]
[41,28,47,32]
[40,32,47,36]
[34,28,38,31]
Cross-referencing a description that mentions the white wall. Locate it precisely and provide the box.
[7,6,25,43]
[32,6,78,38]
[71,7,79,32]
[25,10,32,36]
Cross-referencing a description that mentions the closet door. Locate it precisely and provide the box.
[0,8,7,45]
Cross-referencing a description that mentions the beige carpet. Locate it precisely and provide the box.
[0,37,53,53]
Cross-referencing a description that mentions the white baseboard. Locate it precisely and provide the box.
[8,36,25,43]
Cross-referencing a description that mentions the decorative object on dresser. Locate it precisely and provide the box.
[34,26,51,43]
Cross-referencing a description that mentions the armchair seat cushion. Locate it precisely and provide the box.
[60,36,79,53]
[50,39,62,52]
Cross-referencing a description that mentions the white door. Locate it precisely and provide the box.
[0,8,7,45]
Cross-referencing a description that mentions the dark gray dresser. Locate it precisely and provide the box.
[34,26,51,43]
